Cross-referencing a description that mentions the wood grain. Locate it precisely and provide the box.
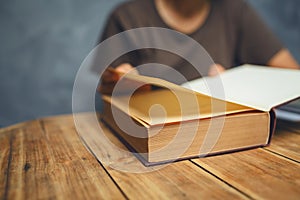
[75,113,248,199]
[192,148,300,200]
[265,121,300,162]
[1,114,300,200]
[106,160,247,200]
[266,130,300,162]
[0,130,10,199]
[0,117,125,200]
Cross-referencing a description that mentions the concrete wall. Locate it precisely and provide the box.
[0,0,299,127]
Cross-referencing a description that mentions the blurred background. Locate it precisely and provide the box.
[0,0,299,127]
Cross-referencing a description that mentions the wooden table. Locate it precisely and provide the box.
[1,113,300,200]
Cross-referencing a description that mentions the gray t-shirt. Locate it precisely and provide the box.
[96,0,283,81]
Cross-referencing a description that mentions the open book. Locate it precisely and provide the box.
[101,65,300,165]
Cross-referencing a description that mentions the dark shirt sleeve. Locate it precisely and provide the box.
[99,11,123,42]
[236,1,284,66]
[91,9,135,73]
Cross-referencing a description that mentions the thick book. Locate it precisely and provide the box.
[101,65,300,165]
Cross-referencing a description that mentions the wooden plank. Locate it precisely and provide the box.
[40,114,76,129]
[0,121,27,134]
[2,113,300,199]
[75,114,248,199]
[265,128,300,162]
[192,148,300,200]
[1,117,125,199]
[73,113,151,173]
[107,161,248,200]
[0,131,11,199]
[40,118,125,199]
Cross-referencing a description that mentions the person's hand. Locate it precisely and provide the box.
[98,63,135,94]
[208,64,226,76]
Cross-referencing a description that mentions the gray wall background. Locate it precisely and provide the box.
[0,0,299,127]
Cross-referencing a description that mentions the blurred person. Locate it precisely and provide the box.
[96,0,299,94]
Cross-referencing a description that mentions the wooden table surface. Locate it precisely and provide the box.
[1,113,300,200]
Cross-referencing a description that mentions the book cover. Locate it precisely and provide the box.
[101,65,300,165]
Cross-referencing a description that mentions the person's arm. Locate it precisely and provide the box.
[208,64,226,76]
[94,6,138,94]
[267,48,300,69]
[92,5,134,74]
[210,49,299,76]
[98,63,135,94]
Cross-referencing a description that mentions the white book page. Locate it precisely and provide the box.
[181,65,300,111]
